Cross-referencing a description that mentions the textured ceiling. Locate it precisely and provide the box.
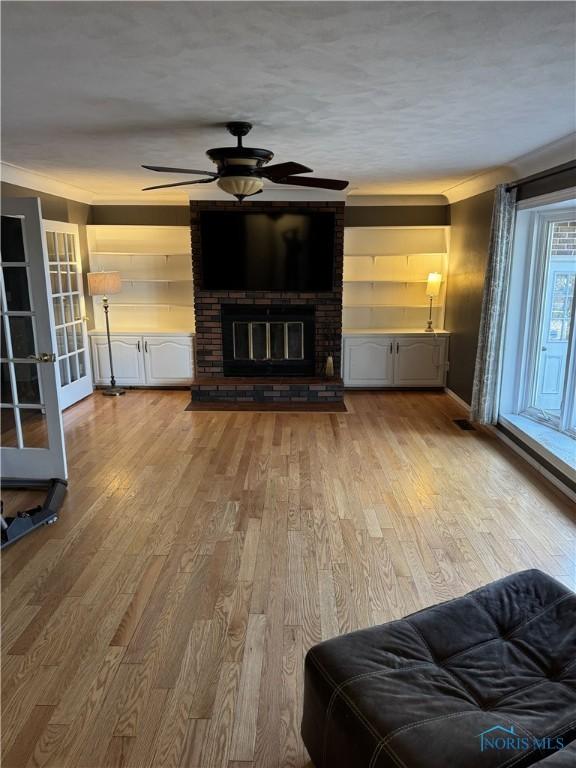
[1,1,575,201]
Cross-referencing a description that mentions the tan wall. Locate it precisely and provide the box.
[444,189,495,404]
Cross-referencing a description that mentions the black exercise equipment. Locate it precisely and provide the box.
[1,478,67,549]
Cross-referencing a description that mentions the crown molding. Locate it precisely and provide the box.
[1,162,94,205]
[441,166,514,204]
[512,133,576,178]
[442,133,576,204]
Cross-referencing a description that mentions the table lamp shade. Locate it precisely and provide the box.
[87,271,121,296]
[426,272,442,298]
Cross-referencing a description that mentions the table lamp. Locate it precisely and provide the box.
[425,272,442,332]
[87,271,125,396]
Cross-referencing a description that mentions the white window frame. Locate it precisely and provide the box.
[517,209,576,433]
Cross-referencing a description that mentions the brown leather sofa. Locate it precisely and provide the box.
[301,570,576,767]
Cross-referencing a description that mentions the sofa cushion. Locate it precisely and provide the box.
[301,569,576,768]
[534,741,576,766]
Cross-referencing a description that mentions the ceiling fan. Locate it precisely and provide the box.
[142,121,349,201]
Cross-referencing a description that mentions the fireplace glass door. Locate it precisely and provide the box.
[233,321,304,362]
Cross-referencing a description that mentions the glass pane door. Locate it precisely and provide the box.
[530,220,576,419]
[1,199,66,480]
[44,221,92,409]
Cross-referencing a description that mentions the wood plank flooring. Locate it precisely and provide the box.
[2,389,575,768]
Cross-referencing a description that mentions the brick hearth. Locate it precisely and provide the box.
[191,376,344,404]
[190,199,345,405]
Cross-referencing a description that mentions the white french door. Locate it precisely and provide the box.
[1,198,67,480]
[44,220,93,409]
[534,263,576,413]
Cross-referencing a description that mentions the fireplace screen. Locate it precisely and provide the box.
[233,321,304,361]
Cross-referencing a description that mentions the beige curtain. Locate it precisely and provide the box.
[470,184,517,424]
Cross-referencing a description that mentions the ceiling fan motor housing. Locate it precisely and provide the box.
[206,147,274,177]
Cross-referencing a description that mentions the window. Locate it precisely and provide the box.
[500,195,576,471]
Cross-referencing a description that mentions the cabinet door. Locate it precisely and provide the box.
[90,335,144,386]
[343,337,394,387]
[143,336,193,385]
[394,337,448,387]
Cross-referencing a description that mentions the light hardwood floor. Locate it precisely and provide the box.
[2,390,575,768]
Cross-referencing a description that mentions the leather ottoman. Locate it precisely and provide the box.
[302,570,576,767]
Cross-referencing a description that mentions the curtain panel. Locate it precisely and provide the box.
[471,184,517,424]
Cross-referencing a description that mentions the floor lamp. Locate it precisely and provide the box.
[87,271,125,396]
[425,272,442,332]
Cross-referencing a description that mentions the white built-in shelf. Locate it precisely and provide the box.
[343,279,437,284]
[343,328,451,335]
[87,225,194,334]
[120,278,193,284]
[110,302,193,308]
[89,328,194,336]
[344,252,447,259]
[343,225,449,332]
[343,303,442,309]
[90,251,190,258]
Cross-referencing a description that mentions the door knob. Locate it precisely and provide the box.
[541,347,547,352]
[27,353,56,363]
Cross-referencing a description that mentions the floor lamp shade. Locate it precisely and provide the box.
[86,271,124,396]
[87,271,122,296]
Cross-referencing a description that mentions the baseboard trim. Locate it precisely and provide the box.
[487,425,576,504]
[444,388,471,414]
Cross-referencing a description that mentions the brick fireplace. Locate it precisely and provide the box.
[189,199,345,406]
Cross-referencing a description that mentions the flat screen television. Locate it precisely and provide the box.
[199,211,335,291]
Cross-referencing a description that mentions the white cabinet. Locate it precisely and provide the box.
[343,337,394,387]
[394,337,448,387]
[90,332,193,387]
[343,333,449,388]
[91,335,144,386]
[143,336,193,385]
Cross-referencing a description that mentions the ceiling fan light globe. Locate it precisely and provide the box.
[217,176,263,199]
[222,157,260,167]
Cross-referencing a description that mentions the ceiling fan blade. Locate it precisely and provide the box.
[142,178,216,191]
[259,162,312,180]
[273,175,349,191]
[142,165,218,176]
